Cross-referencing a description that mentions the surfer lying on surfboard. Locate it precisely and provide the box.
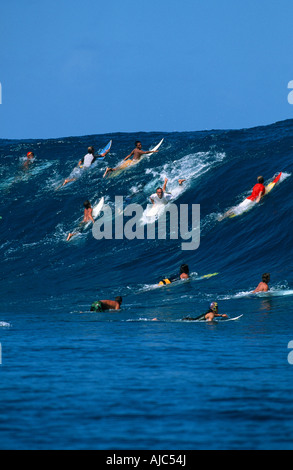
[150,178,186,206]
[66,200,95,242]
[103,141,158,178]
[90,297,123,312]
[182,302,228,322]
[218,176,266,220]
[62,145,111,186]
[159,264,190,286]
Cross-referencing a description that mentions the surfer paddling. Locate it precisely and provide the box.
[103,141,158,178]
[90,297,123,312]
[159,264,190,286]
[66,200,95,242]
[150,178,185,206]
[182,302,228,322]
[219,176,266,220]
[252,273,270,293]
[62,145,110,187]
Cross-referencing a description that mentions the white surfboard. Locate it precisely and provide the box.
[92,197,104,219]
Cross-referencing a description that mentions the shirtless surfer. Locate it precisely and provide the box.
[103,141,158,178]
[252,273,270,293]
[66,200,95,241]
[90,297,123,312]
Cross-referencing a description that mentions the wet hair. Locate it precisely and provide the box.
[135,141,141,146]
[115,296,122,304]
[156,187,163,192]
[257,176,264,184]
[88,146,95,154]
[180,264,189,275]
[262,273,270,284]
[83,200,91,209]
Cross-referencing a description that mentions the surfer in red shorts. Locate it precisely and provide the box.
[219,176,266,220]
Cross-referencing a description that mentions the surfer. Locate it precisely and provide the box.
[252,273,270,293]
[90,297,123,312]
[62,146,110,186]
[150,178,185,206]
[23,151,35,169]
[26,151,34,160]
[219,176,266,220]
[182,302,228,322]
[103,141,158,177]
[66,200,95,242]
[159,264,190,285]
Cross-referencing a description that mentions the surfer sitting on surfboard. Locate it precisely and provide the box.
[103,141,158,178]
[252,273,270,293]
[66,200,95,242]
[62,146,111,186]
[182,302,228,322]
[159,264,190,285]
[219,176,266,220]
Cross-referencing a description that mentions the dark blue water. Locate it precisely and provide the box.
[1,120,293,450]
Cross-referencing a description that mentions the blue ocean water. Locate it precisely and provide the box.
[0,120,293,450]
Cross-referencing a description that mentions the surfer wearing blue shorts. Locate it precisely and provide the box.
[252,273,270,293]
[90,297,123,312]
[66,200,95,241]
[182,302,228,322]
[62,146,110,186]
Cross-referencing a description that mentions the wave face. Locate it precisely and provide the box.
[1,120,293,449]
[1,120,292,312]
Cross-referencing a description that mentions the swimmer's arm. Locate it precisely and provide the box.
[150,197,155,205]
[252,283,262,293]
[88,208,95,224]
[124,150,134,161]
[256,189,266,203]
[162,178,168,192]
[143,150,158,155]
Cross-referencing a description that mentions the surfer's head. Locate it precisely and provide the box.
[257,176,264,184]
[88,146,95,155]
[115,296,122,305]
[209,302,218,313]
[156,187,164,199]
[83,200,91,209]
[27,151,34,158]
[180,264,189,275]
[262,273,270,284]
[135,141,142,148]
